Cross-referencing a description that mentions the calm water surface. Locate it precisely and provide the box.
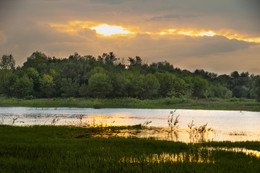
[1,107,260,142]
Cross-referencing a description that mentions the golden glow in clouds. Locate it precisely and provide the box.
[91,24,131,36]
[177,30,216,37]
[49,21,260,43]
[159,29,216,37]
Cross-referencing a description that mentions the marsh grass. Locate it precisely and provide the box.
[0,125,259,172]
[187,120,214,143]
[0,111,216,142]
[0,115,4,124]
[167,110,180,140]
[11,117,18,125]
[1,97,260,111]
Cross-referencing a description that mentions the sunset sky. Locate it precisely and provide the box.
[0,0,259,74]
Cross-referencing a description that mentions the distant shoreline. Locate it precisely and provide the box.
[0,97,259,112]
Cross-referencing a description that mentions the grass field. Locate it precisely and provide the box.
[0,125,259,172]
[0,97,260,111]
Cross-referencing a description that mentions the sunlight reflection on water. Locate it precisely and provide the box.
[120,152,215,164]
[119,147,260,164]
[204,147,260,158]
[0,107,260,142]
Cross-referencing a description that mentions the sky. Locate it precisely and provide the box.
[0,0,260,74]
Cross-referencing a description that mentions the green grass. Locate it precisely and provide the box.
[0,97,260,111]
[0,125,259,172]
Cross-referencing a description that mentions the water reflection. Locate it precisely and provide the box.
[120,152,215,164]
[119,147,260,164]
[0,107,260,142]
[205,147,260,158]
[94,127,215,143]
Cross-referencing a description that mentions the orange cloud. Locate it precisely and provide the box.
[49,21,260,43]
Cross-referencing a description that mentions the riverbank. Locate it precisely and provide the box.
[0,97,260,111]
[0,125,259,172]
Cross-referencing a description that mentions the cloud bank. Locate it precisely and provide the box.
[0,0,259,74]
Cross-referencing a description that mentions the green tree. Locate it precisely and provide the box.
[0,70,13,95]
[87,73,112,98]
[88,67,106,77]
[171,78,188,97]
[79,84,88,97]
[208,84,232,98]
[103,52,118,65]
[155,72,175,97]
[23,51,48,74]
[142,74,160,98]
[0,51,258,100]
[128,56,143,72]
[60,78,80,97]
[126,73,144,98]
[229,71,250,98]
[182,76,194,97]
[0,54,15,70]
[251,77,260,101]
[61,62,87,85]
[26,67,40,92]
[192,76,209,98]
[110,74,128,97]
[39,74,56,98]
[11,75,33,98]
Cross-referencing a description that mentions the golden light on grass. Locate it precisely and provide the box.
[91,24,132,36]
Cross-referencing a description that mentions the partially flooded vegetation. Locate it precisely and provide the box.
[0,125,259,172]
[1,107,260,142]
[0,108,260,172]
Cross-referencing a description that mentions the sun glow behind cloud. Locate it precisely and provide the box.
[158,29,260,43]
[162,29,216,37]
[49,21,260,43]
[198,31,216,37]
[91,24,132,36]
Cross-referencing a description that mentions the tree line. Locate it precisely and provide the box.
[0,51,260,100]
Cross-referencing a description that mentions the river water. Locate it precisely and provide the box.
[0,107,260,142]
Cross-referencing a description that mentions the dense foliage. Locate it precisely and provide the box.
[0,51,259,100]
